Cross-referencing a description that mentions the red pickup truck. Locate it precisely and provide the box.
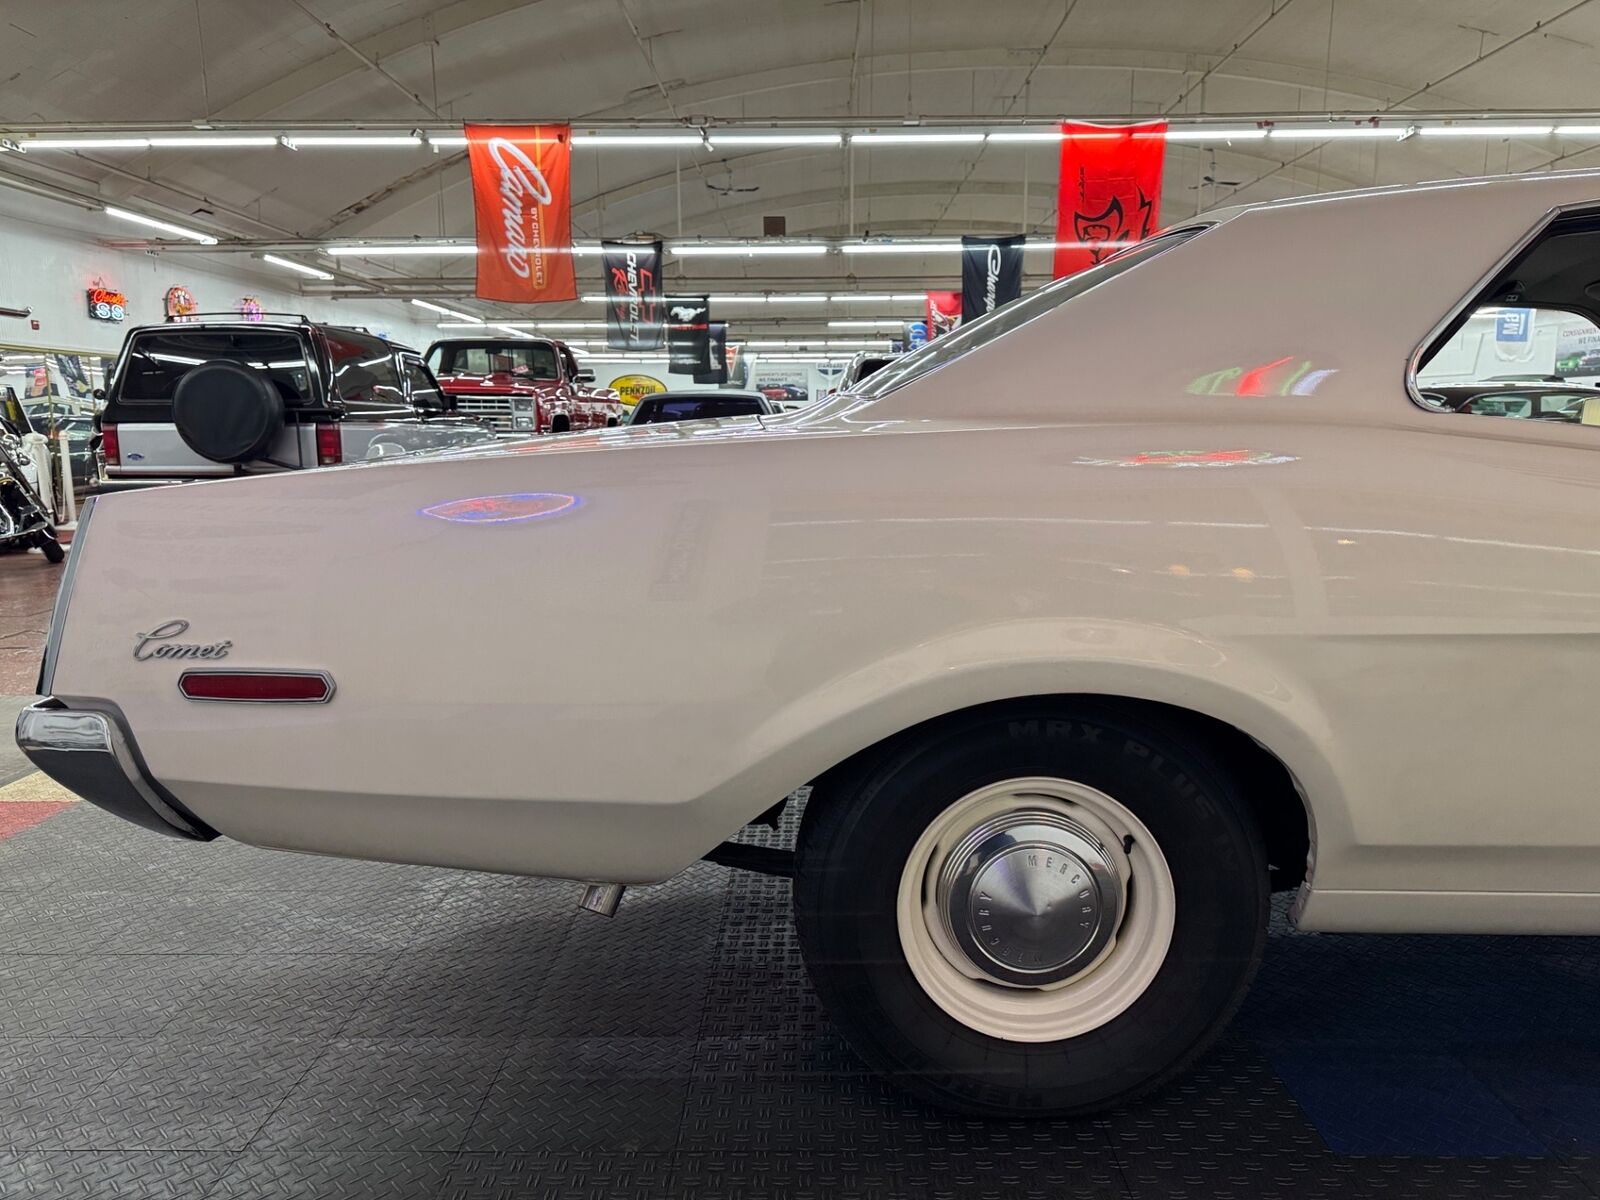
[424,337,625,434]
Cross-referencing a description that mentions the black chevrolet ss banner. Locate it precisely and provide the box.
[693,322,729,384]
[960,234,1026,323]
[601,240,664,350]
[667,295,711,374]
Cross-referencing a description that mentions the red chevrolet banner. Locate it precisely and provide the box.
[467,123,576,302]
[1053,121,1166,278]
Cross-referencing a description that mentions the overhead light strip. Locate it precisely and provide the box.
[103,205,217,244]
[261,253,334,280]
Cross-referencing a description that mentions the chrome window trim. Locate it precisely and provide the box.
[176,668,337,704]
[36,494,94,697]
[1405,201,1600,419]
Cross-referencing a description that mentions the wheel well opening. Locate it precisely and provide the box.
[809,694,1310,892]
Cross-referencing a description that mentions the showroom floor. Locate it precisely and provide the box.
[3,560,1600,1199]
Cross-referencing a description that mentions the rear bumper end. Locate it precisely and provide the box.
[16,701,216,841]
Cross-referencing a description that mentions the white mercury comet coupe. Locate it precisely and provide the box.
[21,170,1600,1116]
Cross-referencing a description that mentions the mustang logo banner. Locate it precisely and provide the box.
[601,240,664,349]
[926,290,962,339]
[467,123,576,302]
[667,295,712,374]
[1054,121,1165,278]
[960,235,1025,323]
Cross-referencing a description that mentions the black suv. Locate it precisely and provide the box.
[94,317,500,491]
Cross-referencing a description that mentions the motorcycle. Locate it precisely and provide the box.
[0,395,66,564]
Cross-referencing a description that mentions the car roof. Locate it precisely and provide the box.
[123,320,417,355]
[651,389,768,400]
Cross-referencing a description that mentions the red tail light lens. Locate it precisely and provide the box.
[315,424,342,466]
[179,671,334,703]
[101,424,120,466]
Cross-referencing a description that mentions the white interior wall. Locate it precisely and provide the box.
[0,201,437,359]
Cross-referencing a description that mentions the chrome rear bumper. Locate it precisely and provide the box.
[16,701,216,841]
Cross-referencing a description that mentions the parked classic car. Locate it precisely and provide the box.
[21,169,1600,1117]
[627,389,774,425]
[425,338,625,434]
[93,318,500,491]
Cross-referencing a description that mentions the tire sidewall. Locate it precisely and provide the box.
[796,705,1267,1115]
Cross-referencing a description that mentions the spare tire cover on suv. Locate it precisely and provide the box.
[172,359,285,463]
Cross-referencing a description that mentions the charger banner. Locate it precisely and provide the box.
[667,295,712,374]
[601,240,664,349]
[960,235,1025,323]
[926,290,962,338]
[467,123,576,302]
[1053,121,1165,279]
[694,323,729,384]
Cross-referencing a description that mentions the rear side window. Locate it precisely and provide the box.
[325,331,405,405]
[118,330,314,404]
[1414,213,1600,428]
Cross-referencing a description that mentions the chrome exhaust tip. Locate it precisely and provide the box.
[578,883,624,917]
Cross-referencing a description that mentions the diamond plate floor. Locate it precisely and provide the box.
[1,793,1598,1198]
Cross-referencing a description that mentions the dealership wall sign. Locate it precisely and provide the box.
[86,286,128,322]
[164,286,198,322]
[608,373,667,408]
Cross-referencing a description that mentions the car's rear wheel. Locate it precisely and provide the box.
[793,702,1268,1116]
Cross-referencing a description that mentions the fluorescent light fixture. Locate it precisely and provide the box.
[1268,126,1402,139]
[707,294,766,303]
[841,242,964,254]
[832,293,894,302]
[325,244,476,256]
[24,137,153,149]
[829,319,903,329]
[985,131,1063,143]
[147,135,279,147]
[1555,125,1600,136]
[284,135,422,147]
[1163,128,1269,141]
[709,133,843,146]
[104,205,218,244]
[768,294,831,303]
[410,299,480,321]
[427,134,469,147]
[571,134,704,146]
[850,132,985,145]
[670,243,829,256]
[1418,124,1553,137]
[262,253,334,280]
[496,324,533,338]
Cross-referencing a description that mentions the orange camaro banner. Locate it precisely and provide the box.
[1053,121,1166,278]
[467,123,576,302]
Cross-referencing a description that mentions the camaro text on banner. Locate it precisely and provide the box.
[1054,121,1166,279]
[467,123,576,302]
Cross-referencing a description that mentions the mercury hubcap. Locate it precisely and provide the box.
[936,812,1123,986]
[897,777,1176,1043]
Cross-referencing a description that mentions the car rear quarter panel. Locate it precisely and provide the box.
[44,406,1600,910]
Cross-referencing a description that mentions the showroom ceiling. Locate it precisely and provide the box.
[5,0,1600,325]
